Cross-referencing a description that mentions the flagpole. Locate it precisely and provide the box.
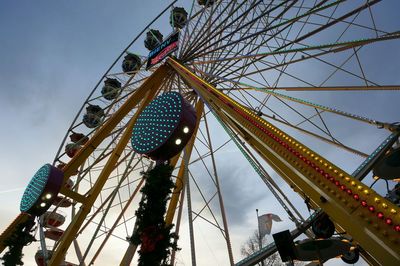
[256,209,265,266]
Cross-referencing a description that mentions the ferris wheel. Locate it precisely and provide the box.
[1,0,400,265]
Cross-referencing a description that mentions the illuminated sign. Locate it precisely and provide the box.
[146,32,179,69]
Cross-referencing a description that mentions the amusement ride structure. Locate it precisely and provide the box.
[1,0,400,265]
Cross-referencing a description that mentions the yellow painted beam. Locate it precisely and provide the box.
[59,186,87,203]
[49,66,168,265]
[167,58,400,265]
[61,65,169,181]
[119,100,204,266]
[0,213,30,253]
[220,85,400,91]
[165,100,204,226]
[92,177,145,265]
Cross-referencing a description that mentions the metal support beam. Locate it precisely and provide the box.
[220,85,400,92]
[0,213,30,253]
[167,58,400,266]
[60,65,168,181]
[119,101,203,265]
[48,66,168,265]
[203,113,234,265]
[165,100,205,225]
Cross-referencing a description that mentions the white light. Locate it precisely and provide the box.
[183,126,189,134]
[40,202,46,208]
[45,193,52,200]
[175,139,182,145]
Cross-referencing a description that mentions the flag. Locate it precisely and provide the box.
[258,213,282,238]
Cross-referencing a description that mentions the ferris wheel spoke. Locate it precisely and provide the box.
[191,0,384,87]
[188,171,222,230]
[185,0,271,65]
[228,85,400,91]
[264,3,341,93]
[189,137,233,166]
[212,110,307,223]
[177,1,198,57]
[189,32,400,67]
[221,45,378,89]
[315,108,336,142]
[215,37,370,87]
[180,0,231,58]
[263,111,369,157]
[77,157,141,236]
[79,155,142,263]
[353,48,369,86]
[206,1,276,84]
[89,176,146,265]
[198,69,394,133]
[182,0,261,60]
[255,92,340,146]
[179,2,214,56]
[186,0,295,62]
[186,0,340,61]
[203,0,324,81]
[275,0,382,52]
[276,97,340,143]
[265,86,393,129]
[203,111,235,263]
[72,143,132,194]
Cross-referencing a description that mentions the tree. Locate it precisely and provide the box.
[129,163,178,266]
[240,230,284,266]
[240,230,306,266]
[1,217,36,266]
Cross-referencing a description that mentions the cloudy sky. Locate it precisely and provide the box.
[1,1,400,265]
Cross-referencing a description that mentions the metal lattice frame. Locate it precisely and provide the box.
[1,1,400,265]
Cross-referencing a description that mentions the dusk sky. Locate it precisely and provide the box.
[1,1,400,265]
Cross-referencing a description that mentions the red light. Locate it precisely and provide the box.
[353,194,360,200]
[377,212,384,219]
[361,200,368,207]
[395,225,400,232]
[324,173,330,178]
[346,189,352,195]
[335,181,340,186]
[368,206,375,212]
[340,185,346,191]
[385,218,393,225]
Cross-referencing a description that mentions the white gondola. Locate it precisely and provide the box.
[43,211,66,228]
[52,195,72,208]
[44,228,64,241]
